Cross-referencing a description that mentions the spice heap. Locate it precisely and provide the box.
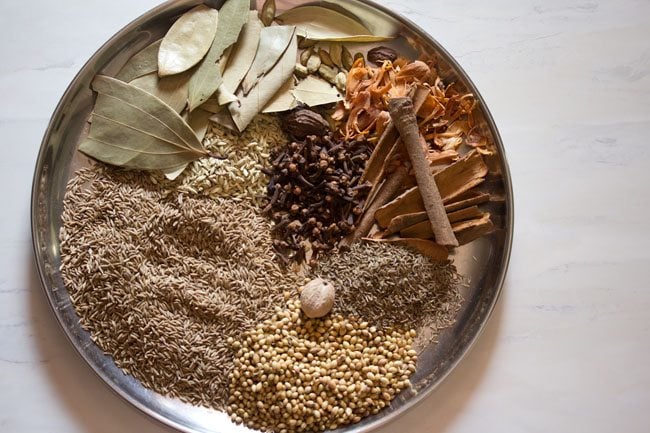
[264,128,372,262]
[314,242,462,331]
[227,298,417,433]
[158,114,285,202]
[335,55,496,259]
[60,165,303,409]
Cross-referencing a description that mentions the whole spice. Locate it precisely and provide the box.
[300,277,335,318]
[291,75,344,107]
[159,114,284,203]
[79,76,208,171]
[329,42,343,67]
[116,39,162,82]
[340,166,408,249]
[227,298,417,433]
[264,133,372,262]
[318,48,334,66]
[157,5,219,76]
[388,97,458,247]
[188,0,250,110]
[318,63,339,83]
[341,45,354,70]
[227,28,298,131]
[276,5,394,42]
[367,46,397,65]
[241,25,296,95]
[373,150,490,227]
[306,51,321,73]
[281,107,330,139]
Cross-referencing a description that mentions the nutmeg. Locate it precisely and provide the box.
[281,108,330,139]
[300,277,335,318]
[367,46,398,65]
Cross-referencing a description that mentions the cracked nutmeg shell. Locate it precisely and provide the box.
[367,46,398,65]
[281,108,330,139]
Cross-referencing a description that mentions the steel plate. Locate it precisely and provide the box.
[31,1,513,432]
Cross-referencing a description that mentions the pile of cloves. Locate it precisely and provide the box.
[263,133,372,264]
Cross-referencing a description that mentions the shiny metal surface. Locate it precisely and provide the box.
[30,1,513,432]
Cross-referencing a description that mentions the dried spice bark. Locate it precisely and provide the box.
[374,150,489,227]
[340,167,408,249]
[388,97,457,247]
[452,213,495,245]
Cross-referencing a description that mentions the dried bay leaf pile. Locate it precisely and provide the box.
[78,0,393,178]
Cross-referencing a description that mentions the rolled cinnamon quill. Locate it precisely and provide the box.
[388,97,458,247]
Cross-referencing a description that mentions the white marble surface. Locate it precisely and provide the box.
[1,0,649,432]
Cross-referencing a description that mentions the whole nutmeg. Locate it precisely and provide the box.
[281,108,330,139]
[367,46,397,65]
[300,277,335,318]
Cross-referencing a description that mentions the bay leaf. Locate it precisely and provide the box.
[201,97,224,113]
[209,109,238,131]
[130,70,191,113]
[276,6,392,42]
[163,163,189,180]
[291,75,343,107]
[188,0,250,111]
[79,75,206,170]
[219,45,232,75]
[220,12,263,102]
[158,5,219,76]
[262,77,297,113]
[229,30,297,131]
[323,1,400,38]
[217,83,239,105]
[187,108,212,142]
[115,39,162,82]
[241,25,295,95]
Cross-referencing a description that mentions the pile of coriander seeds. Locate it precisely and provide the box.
[227,298,417,433]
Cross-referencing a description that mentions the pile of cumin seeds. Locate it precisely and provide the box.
[313,242,463,333]
[59,165,303,409]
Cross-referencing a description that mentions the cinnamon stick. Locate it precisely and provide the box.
[374,151,489,226]
[444,190,490,213]
[453,213,494,245]
[399,210,493,242]
[363,85,430,210]
[339,166,408,249]
[388,97,458,247]
[375,186,423,228]
[386,211,428,234]
[400,220,433,239]
[435,150,488,203]
[361,124,398,184]
[447,205,483,223]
